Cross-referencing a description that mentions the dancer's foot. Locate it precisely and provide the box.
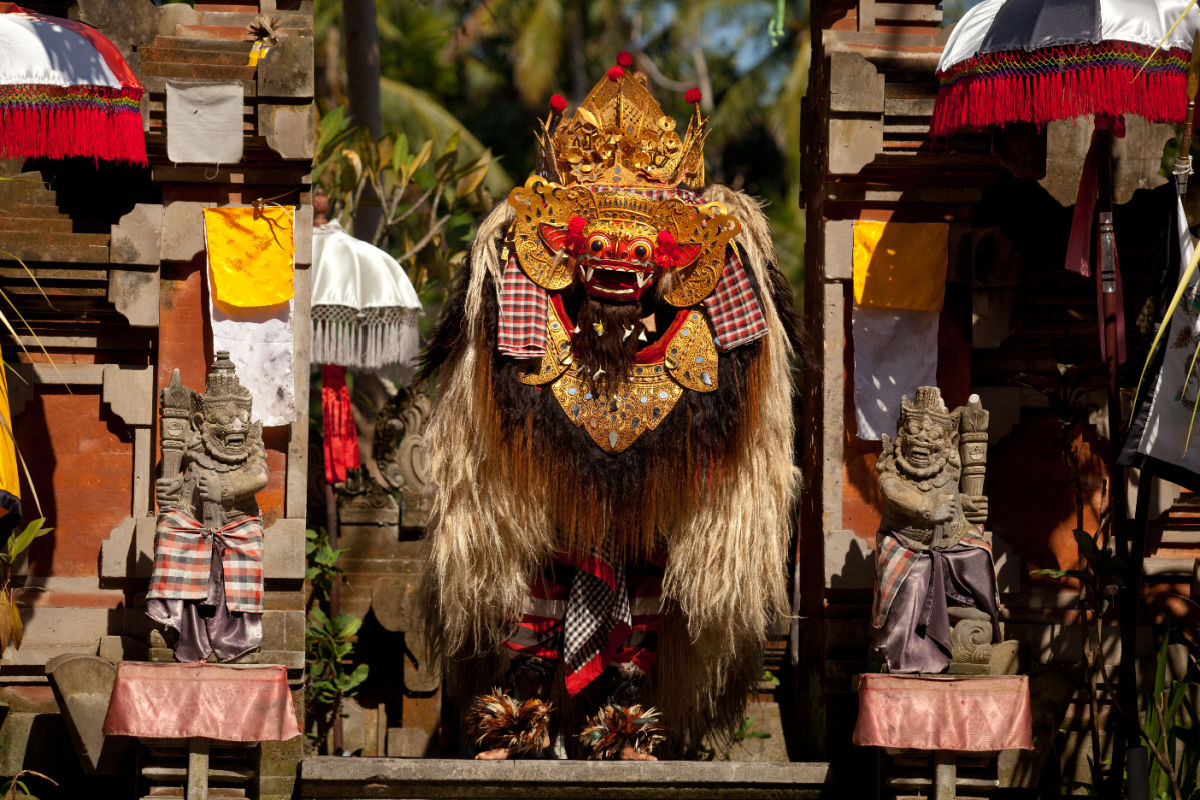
[475,748,511,760]
[619,745,657,761]
[473,731,550,760]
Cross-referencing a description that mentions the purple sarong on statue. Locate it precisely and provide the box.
[871,529,998,674]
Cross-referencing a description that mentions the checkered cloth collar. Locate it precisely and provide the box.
[497,244,768,359]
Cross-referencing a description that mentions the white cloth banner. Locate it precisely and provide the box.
[207,281,296,428]
[853,305,939,441]
[166,80,244,165]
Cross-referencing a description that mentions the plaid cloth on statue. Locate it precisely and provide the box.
[871,525,991,629]
[147,508,264,614]
[497,247,768,358]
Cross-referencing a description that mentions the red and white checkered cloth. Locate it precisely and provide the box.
[147,508,264,614]
[497,247,768,357]
[871,526,991,629]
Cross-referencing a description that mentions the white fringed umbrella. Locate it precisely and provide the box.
[311,220,422,370]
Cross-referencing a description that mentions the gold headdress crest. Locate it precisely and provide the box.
[535,64,708,190]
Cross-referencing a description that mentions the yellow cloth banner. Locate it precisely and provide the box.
[204,206,296,308]
[0,356,20,520]
[852,220,949,312]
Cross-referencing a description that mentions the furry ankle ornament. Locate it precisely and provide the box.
[465,689,554,756]
[577,705,666,760]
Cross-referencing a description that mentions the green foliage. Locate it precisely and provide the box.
[314,109,496,328]
[1140,622,1200,800]
[0,519,50,658]
[304,527,367,751]
[304,526,346,611]
[1031,528,1125,617]
[306,607,370,708]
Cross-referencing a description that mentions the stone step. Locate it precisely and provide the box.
[143,765,255,783]
[141,61,258,81]
[150,35,255,52]
[193,10,310,28]
[141,47,255,66]
[0,241,109,264]
[173,24,309,41]
[299,758,831,799]
[4,203,69,218]
[0,231,109,246]
[0,217,74,233]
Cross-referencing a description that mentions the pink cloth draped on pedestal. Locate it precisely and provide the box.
[103,661,300,742]
[853,674,1033,751]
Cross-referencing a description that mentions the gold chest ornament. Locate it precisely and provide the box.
[518,299,719,453]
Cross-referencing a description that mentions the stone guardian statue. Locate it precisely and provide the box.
[871,387,1000,673]
[146,352,268,662]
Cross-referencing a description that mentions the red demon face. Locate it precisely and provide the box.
[538,216,702,303]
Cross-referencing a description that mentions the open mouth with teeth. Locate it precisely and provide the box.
[578,258,655,301]
[223,433,246,449]
[904,443,933,467]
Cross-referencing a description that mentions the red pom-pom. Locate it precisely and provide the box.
[616,51,633,68]
[607,66,625,82]
[564,216,589,253]
[684,88,702,105]
[654,230,682,268]
[549,94,567,114]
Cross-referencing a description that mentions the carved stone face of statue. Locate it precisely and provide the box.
[893,404,958,482]
[199,401,251,464]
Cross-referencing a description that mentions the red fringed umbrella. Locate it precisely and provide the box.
[0,3,146,164]
[932,0,1200,136]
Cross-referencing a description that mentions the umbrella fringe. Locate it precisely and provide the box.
[311,314,421,370]
[932,43,1190,136]
[0,85,146,165]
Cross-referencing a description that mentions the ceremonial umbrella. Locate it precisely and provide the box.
[932,0,1200,136]
[311,217,422,484]
[0,4,146,164]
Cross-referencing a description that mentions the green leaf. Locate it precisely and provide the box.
[335,615,363,640]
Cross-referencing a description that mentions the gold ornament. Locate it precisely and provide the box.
[523,302,719,453]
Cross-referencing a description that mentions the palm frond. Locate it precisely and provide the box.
[379,77,513,194]
[512,0,564,107]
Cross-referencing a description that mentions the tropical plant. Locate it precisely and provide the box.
[305,605,370,751]
[304,526,345,613]
[1140,623,1200,800]
[0,518,50,659]
[304,526,368,752]
[314,109,495,329]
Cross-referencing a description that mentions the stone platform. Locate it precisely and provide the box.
[300,757,831,799]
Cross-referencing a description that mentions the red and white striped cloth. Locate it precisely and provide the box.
[147,509,264,614]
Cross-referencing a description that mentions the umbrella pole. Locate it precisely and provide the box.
[1094,125,1146,800]
[1098,121,1157,800]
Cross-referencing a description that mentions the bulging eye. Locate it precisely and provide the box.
[588,234,609,254]
[631,242,650,260]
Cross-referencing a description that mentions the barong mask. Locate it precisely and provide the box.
[506,67,742,452]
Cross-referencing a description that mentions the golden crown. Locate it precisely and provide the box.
[534,57,708,190]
